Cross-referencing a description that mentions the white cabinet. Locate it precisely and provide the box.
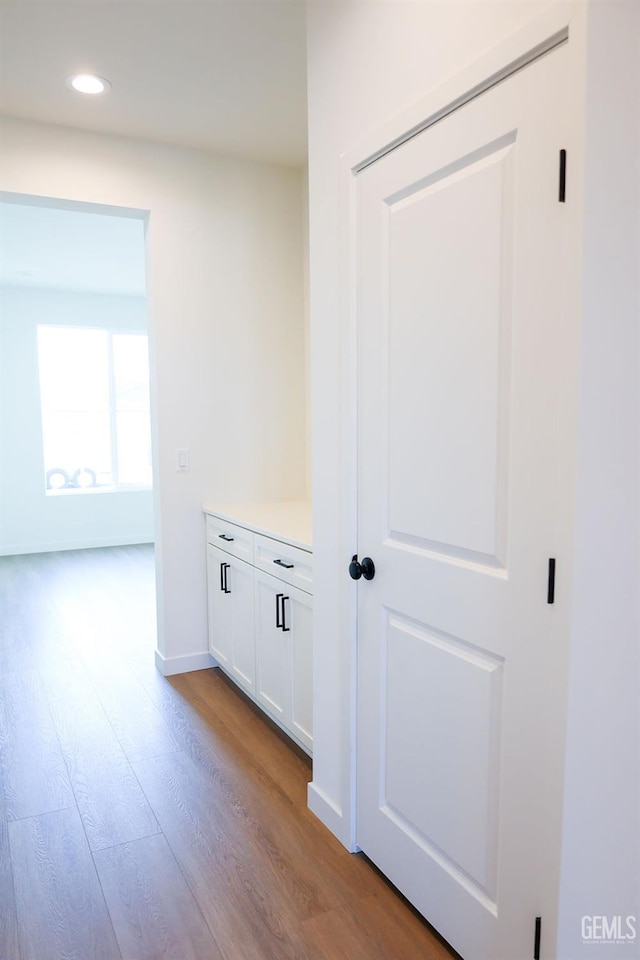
[288,587,313,749]
[205,514,253,565]
[253,533,313,594]
[206,543,255,694]
[254,570,313,752]
[204,502,313,754]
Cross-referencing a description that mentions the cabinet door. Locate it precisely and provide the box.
[227,554,255,693]
[287,588,313,751]
[255,569,313,751]
[254,570,288,725]
[207,543,232,668]
[207,544,255,693]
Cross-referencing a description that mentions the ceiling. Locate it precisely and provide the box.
[0,200,147,296]
[0,1,307,167]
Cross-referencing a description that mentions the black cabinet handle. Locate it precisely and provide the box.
[219,534,234,542]
[220,562,230,593]
[273,559,294,569]
[281,596,290,632]
[275,593,290,631]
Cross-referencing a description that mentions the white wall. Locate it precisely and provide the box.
[306,1,639,957]
[0,116,306,673]
[557,3,640,958]
[0,286,154,553]
[302,167,312,499]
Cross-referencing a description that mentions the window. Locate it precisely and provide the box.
[37,325,152,493]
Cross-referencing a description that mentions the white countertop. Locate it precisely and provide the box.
[202,500,312,552]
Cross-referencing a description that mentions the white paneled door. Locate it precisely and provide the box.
[356,43,573,960]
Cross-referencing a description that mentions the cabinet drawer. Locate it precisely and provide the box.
[254,533,313,594]
[205,515,253,563]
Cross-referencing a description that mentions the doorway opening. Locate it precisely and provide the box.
[0,193,157,658]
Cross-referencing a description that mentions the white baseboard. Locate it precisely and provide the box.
[0,535,154,556]
[307,782,357,851]
[154,648,217,677]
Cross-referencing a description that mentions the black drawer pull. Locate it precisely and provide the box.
[219,534,234,542]
[276,593,283,629]
[273,559,294,570]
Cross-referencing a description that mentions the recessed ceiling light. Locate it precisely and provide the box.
[66,74,111,95]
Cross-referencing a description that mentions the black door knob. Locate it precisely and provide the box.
[349,555,375,581]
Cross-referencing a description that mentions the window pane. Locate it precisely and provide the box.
[116,411,153,485]
[38,327,112,491]
[113,334,152,486]
[113,334,150,411]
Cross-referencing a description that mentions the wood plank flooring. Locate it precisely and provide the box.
[0,762,20,960]
[9,807,120,960]
[0,545,456,960]
[94,834,218,960]
[0,669,74,821]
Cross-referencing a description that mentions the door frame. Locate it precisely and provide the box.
[308,1,587,871]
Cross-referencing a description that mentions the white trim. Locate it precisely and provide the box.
[154,648,217,677]
[0,535,154,556]
[332,0,578,857]
[0,190,149,222]
[307,781,359,852]
[45,485,153,496]
[353,27,568,173]
[341,4,579,173]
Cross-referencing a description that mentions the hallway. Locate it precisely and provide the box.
[0,546,454,960]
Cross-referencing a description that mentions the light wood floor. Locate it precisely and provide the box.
[0,545,456,960]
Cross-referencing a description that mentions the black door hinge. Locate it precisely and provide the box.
[559,149,567,202]
[547,559,556,604]
[534,916,542,959]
